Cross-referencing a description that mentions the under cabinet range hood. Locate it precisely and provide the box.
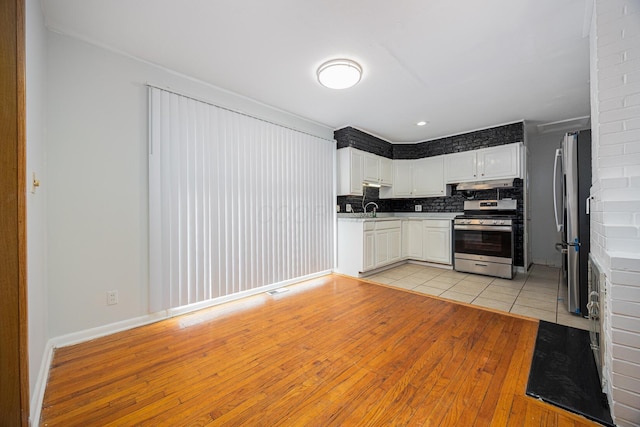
[455,179,515,191]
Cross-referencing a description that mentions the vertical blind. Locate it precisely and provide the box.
[148,87,334,312]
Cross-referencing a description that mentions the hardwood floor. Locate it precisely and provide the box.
[40,275,600,426]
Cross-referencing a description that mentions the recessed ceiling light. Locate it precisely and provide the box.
[317,59,362,90]
[416,121,428,126]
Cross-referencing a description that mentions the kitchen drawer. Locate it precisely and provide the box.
[423,220,451,229]
[375,220,402,230]
[363,222,376,231]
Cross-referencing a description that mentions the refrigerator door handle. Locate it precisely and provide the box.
[586,195,593,215]
[553,148,563,232]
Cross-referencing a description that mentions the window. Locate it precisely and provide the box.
[148,87,334,311]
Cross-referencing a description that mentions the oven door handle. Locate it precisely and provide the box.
[453,225,513,232]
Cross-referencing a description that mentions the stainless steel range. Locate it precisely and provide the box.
[453,199,516,279]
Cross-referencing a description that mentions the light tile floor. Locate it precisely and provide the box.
[364,263,592,331]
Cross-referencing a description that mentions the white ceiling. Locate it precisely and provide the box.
[41,0,592,142]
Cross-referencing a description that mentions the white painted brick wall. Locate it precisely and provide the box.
[591,0,640,425]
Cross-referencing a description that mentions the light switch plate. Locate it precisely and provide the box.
[346,204,352,212]
[336,205,340,212]
[415,205,422,212]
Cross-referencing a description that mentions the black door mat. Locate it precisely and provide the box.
[526,320,614,426]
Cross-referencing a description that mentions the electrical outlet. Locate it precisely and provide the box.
[336,205,341,212]
[415,205,422,212]
[346,204,352,212]
[107,290,118,305]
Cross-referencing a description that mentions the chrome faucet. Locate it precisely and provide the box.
[364,202,379,217]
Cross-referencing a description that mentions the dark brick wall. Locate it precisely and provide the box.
[337,186,393,214]
[335,122,524,160]
[334,122,526,266]
[393,122,524,159]
[334,127,394,158]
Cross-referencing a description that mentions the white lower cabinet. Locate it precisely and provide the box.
[405,219,451,264]
[337,218,451,277]
[336,220,403,276]
[402,220,423,259]
[363,230,376,271]
[422,220,451,264]
[373,221,402,267]
[374,231,388,266]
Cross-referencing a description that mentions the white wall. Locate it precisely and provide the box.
[590,1,640,425]
[46,32,333,338]
[528,130,567,267]
[26,0,49,418]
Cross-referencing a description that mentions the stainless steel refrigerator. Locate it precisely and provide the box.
[553,130,591,316]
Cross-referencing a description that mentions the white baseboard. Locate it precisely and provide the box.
[407,260,453,270]
[29,270,332,425]
[165,270,331,318]
[352,260,453,279]
[30,311,171,425]
[30,339,54,426]
[49,270,331,350]
[50,311,169,349]
[532,258,562,268]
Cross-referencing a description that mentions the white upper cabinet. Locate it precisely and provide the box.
[445,142,522,184]
[363,152,393,186]
[379,156,393,186]
[384,160,413,197]
[477,143,520,180]
[337,147,363,196]
[444,150,477,183]
[381,156,447,198]
[363,152,379,183]
[338,148,392,195]
[341,143,522,198]
[413,156,446,197]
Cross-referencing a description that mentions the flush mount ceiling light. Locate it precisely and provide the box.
[317,59,362,89]
[416,121,428,126]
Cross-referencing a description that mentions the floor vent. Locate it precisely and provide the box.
[266,288,289,296]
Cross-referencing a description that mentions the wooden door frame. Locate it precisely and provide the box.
[1,0,29,424]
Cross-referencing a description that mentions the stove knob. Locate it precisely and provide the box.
[479,220,484,224]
